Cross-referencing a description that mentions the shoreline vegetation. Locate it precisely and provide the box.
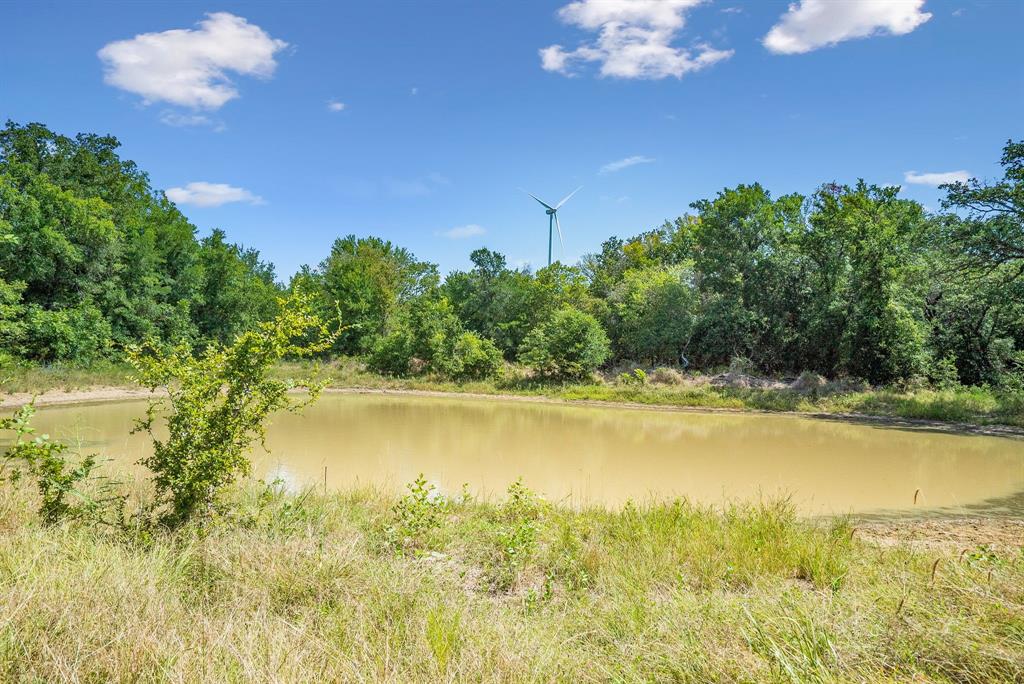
[2,480,1023,681]
[3,358,1023,432]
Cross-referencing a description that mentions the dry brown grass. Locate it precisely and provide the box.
[0,480,1022,682]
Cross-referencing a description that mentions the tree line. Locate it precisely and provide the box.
[2,121,1021,388]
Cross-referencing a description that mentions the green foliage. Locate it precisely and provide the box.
[487,479,545,592]
[296,235,438,355]
[22,301,113,362]
[387,474,448,552]
[193,229,280,345]
[518,307,611,379]
[127,295,334,526]
[606,265,697,364]
[447,331,504,381]
[0,121,282,363]
[442,248,536,357]
[366,326,415,376]
[367,295,503,381]
[0,402,116,523]
[2,120,1022,393]
[617,368,648,386]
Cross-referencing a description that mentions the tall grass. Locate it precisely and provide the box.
[0,480,1021,682]
[0,359,133,394]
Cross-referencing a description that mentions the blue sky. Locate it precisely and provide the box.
[3,0,1022,280]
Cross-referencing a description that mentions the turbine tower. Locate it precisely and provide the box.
[524,186,582,267]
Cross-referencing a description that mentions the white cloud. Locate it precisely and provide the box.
[764,0,931,55]
[439,224,486,239]
[540,0,733,79]
[410,86,419,95]
[903,170,970,186]
[159,111,211,126]
[600,155,655,174]
[166,182,264,207]
[98,12,288,109]
[158,111,226,131]
[327,100,346,112]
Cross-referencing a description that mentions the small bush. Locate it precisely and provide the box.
[487,479,545,592]
[930,354,962,390]
[727,356,755,375]
[128,295,335,527]
[448,331,504,381]
[617,368,647,386]
[518,307,611,380]
[367,300,504,381]
[388,474,448,552]
[791,371,828,395]
[367,327,414,376]
[0,402,118,524]
[22,302,113,363]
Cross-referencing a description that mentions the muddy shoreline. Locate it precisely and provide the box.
[5,384,1024,439]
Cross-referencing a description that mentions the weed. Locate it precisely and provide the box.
[487,479,545,592]
[0,402,121,524]
[388,474,448,552]
[617,368,648,386]
[425,604,461,675]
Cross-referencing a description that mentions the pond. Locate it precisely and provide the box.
[33,393,1024,516]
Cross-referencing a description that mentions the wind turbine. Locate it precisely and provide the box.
[523,186,582,267]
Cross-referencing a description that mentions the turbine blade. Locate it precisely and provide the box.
[520,188,555,211]
[554,185,582,210]
[554,213,565,255]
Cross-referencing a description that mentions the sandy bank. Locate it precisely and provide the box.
[4,384,1024,439]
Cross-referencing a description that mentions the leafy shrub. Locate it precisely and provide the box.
[127,295,335,526]
[448,331,503,381]
[727,356,755,375]
[0,402,118,523]
[388,474,448,552]
[518,307,611,380]
[617,368,647,386]
[368,298,503,381]
[930,354,962,390]
[367,327,414,376]
[488,479,545,592]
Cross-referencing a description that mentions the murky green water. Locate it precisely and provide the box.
[32,393,1024,516]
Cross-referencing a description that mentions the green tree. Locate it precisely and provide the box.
[688,184,806,369]
[804,182,930,382]
[941,139,1024,280]
[302,235,437,354]
[443,248,536,357]
[193,229,280,345]
[928,139,1024,383]
[518,307,610,379]
[606,265,698,364]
